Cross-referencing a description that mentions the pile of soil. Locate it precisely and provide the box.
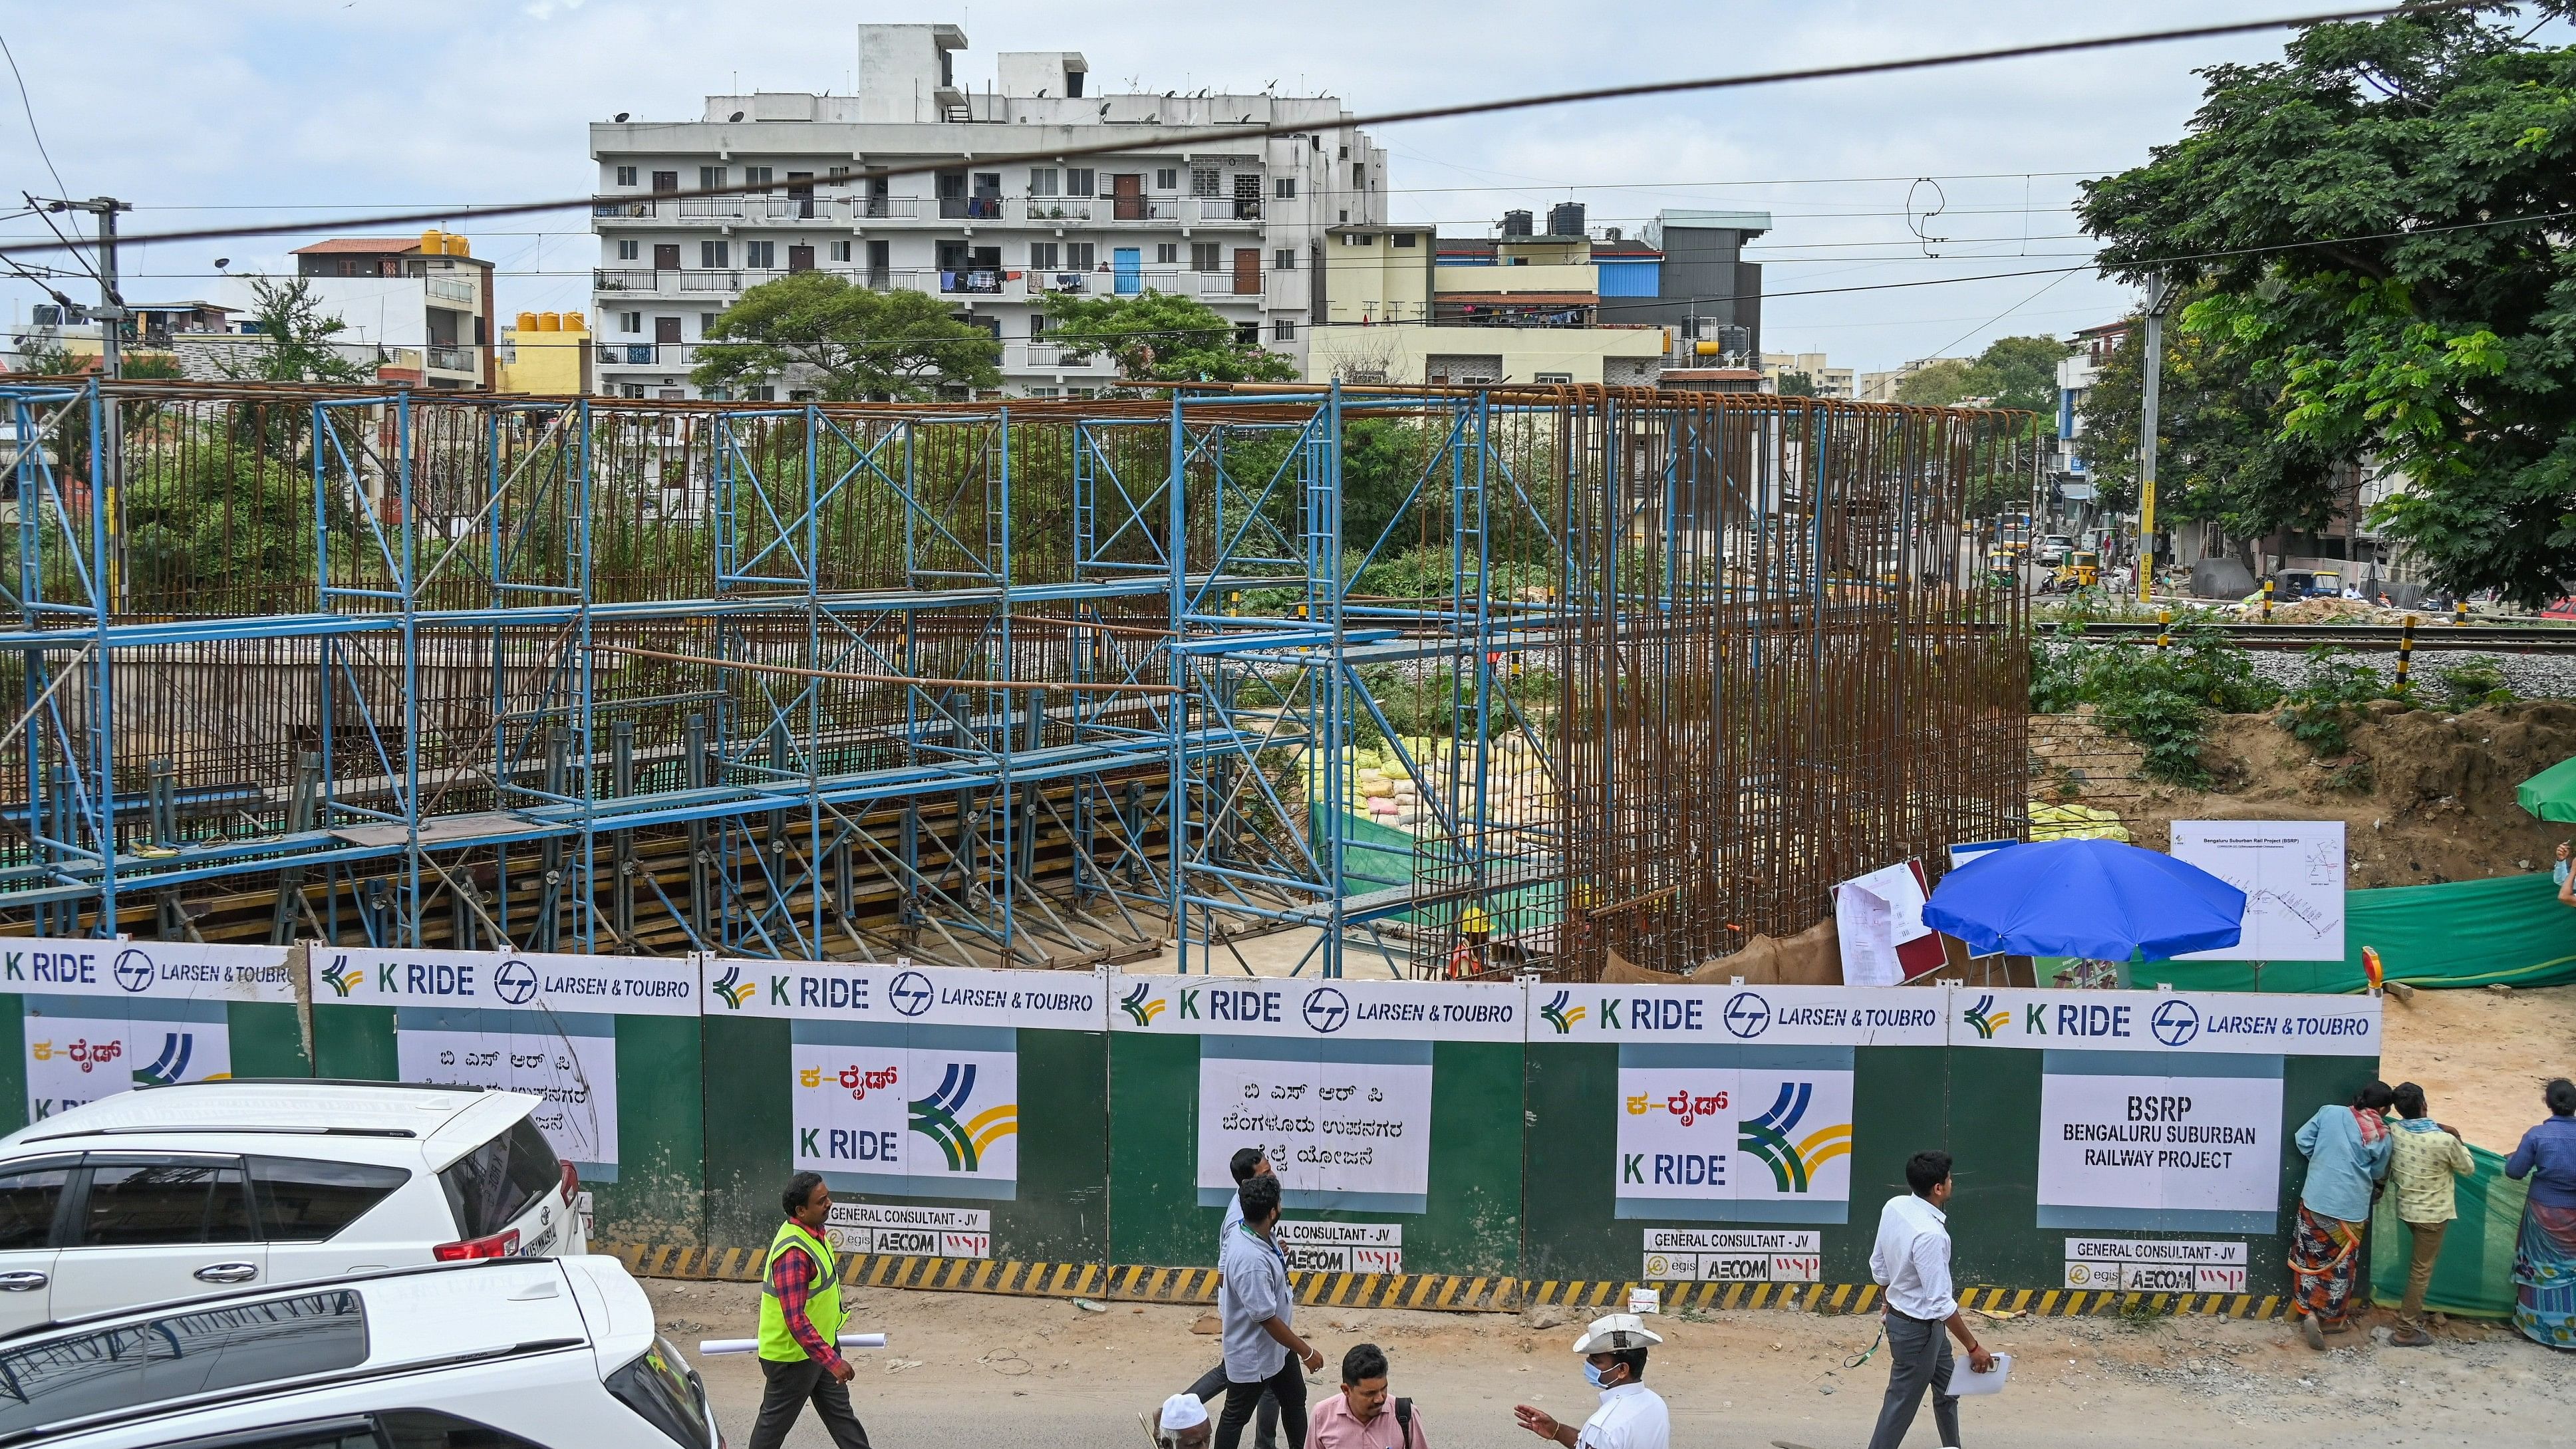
[2379,984,2576,1151]
[2122,698,2576,889]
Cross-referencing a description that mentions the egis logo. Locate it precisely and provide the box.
[1119,982,1164,1026]
[908,1064,1018,1172]
[1540,990,1586,1034]
[1960,993,2006,1040]
[320,957,365,998]
[710,965,756,1010]
[1738,1082,1852,1193]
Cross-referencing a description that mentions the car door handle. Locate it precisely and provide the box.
[0,1272,45,1292]
[194,1263,259,1284]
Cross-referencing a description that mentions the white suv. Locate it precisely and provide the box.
[0,1255,718,1448]
[0,1081,587,1339]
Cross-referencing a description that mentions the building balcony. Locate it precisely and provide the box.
[597,342,698,369]
[425,344,478,376]
[1196,198,1262,223]
[425,274,478,307]
[590,265,1275,307]
[1014,341,1114,372]
[594,199,660,222]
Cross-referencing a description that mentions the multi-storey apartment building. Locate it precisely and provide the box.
[589,23,1385,400]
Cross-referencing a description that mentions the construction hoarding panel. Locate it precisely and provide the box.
[1105,972,1524,1278]
[0,940,305,1132]
[703,958,1106,1264]
[309,946,705,1244]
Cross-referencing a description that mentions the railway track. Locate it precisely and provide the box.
[2041,620,2576,652]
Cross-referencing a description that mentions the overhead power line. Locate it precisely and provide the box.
[0,31,69,201]
[0,2,2490,264]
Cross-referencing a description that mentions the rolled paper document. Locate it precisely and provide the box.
[696,1332,888,1356]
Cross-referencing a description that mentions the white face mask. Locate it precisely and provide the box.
[1584,1361,1608,1389]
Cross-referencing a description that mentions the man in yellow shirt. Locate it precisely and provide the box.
[2386,1082,2476,1347]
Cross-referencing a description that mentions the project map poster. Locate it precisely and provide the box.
[2169,820,2346,962]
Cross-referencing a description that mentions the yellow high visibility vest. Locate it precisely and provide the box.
[756,1218,845,1363]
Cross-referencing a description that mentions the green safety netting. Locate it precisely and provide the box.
[2368,1141,2531,1321]
[2131,872,2576,994]
[2518,754,2576,824]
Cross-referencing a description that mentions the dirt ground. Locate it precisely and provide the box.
[2377,982,2576,1152]
[646,1278,2574,1449]
[2124,698,2576,890]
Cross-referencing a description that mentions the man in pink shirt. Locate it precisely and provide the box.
[1308,1344,1428,1449]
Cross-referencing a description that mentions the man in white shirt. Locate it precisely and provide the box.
[1868,1151,1997,1449]
[1512,1313,1668,1449]
[1171,1150,1280,1448]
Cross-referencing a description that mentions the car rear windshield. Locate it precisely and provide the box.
[0,1291,367,1439]
[436,1117,562,1240]
[249,1156,413,1242]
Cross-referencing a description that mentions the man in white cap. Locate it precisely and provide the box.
[1146,1392,1213,1449]
[1511,1313,1667,1449]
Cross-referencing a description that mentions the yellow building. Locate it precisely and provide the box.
[495,310,593,395]
[1304,225,1667,388]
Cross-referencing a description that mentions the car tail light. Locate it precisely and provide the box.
[562,1160,580,1204]
[432,1228,521,1261]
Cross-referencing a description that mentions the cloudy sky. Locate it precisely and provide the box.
[0,1,2402,371]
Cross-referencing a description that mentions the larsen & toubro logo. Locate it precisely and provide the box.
[112,950,154,995]
[710,964,756,1009]
[908,1063,1018,1172]
[1737,1081,1852,1193]
[2150,997,2201,1047]
[1540,989,1586,1034]
[1960,993,2006,1040]
[1301,986,1350,1034]
[1119,981,1164,1026]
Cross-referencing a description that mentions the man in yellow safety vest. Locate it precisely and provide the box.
[751,1172,872,1449]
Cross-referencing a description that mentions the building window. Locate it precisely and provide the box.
[1028,313,1048,340]
[1191,243,1221,272]
[1393,232,1418,248]
[1028,167,1060,196]
[746,240,775,269]
[827,164,850,182]
[829,239,851,262]
[1030,241,1060,270]
[1534,372,1573,384]
[1066,168,1094,197]
[1191,168,1220,198]
[1274,248,1296,271]
[1156,243,1179,264]
[623,383,646,398]
[1234,323,1260,346]
[1342,233,1375,247]
[701,312,720,334]
[617,239,639,261]
[748,385,776,402]
[1272,319,1297,342]
[699,165,726,191]
[1275,178,1296,199]
[619,311,641,334]
[651,171,678,193]
[700,240,730,267]
[615,165,637,187]
[1352,163,1366,188]
[1155,167,1179,190]
[744,166,773,191]
[1026,386,1060,399]
[1066,241,1095,269]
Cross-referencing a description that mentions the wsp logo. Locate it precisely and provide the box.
[130,1032,194,1087]
[1960,993,2006,1040]
[1540,990,1586,1034]
[1119,981,1165,1026]
[1737,1081,1851,1193]
[710,965,756,1010]
[321,957,365,998]
[908,1063,1018,1172]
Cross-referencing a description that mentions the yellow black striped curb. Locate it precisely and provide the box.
[599,1244,2287,1320]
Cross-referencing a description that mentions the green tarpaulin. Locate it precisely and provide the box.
[2132,872,2576,994]
[2519,754,2576,824]
[2370,1141,2530,1321]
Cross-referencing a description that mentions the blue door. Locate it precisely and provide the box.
[1113,247,1141,296]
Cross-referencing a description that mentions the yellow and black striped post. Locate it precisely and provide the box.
[2394,613,2417,699]
[2155,608,2171,652]
[2454,598,2468,627]
[2261,578,2274,622]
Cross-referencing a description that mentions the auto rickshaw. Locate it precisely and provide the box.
[2053,550,2100,590]
[1985,549,2019,590]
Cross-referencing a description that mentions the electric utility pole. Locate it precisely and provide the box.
[2136,272,2177,605]
[37,196,130,605]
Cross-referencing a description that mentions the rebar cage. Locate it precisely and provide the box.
[0,378,2033,978]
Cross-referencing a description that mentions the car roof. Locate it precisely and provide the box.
[0,1081,538,1166]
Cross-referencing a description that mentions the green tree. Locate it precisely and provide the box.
[1895,358,1975,405]
[10,335,81,376]
[226,275,369,384]
[1775,370,1819,397]
[692,272,1002,400]
[2077,287,2345,537]
[122,353,185,380]
[1963,334,2073,416]
[2078,4,2576,605]
[1040,289,1296,384]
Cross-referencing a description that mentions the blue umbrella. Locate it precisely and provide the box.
[1922,838,2247,960]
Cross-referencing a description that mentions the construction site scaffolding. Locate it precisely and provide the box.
[0,378,2033,978]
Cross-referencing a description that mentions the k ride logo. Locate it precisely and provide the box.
[321,958,366,998]
[710,965,756,1010]
[1119,981,1165,1027]
[908,1063,1019,1172]
[1541,990,1586,1035]
[1737,1081,1852,1194]
[130,1031,196,1087]
[1960,993,2007,1041]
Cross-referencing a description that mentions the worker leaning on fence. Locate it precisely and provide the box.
[750,1171,873,1449]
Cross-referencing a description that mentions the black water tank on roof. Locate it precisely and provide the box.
[1548,201,1586,238]
[1501,209,1533,237]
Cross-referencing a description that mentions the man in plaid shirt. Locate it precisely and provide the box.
[750,1172,871,1449]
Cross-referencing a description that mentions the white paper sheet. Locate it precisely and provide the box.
[1949,1353,2012,1396]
